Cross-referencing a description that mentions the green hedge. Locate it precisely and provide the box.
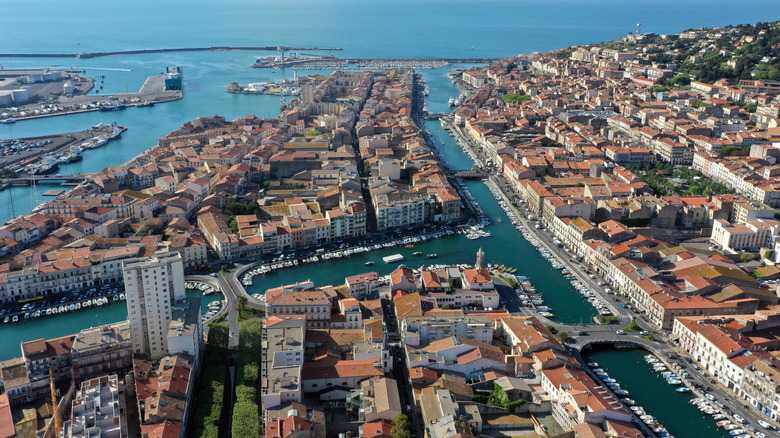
[232,319,263,438]
[232,385,260,438]
[192,323,230,438]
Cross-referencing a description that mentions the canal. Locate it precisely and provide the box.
[0,60,731,438]
[0,68,600,359]
[584,347,729,438]
[0,289,222,361]
[244,178,599,326]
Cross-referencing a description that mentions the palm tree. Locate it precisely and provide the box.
[237,295,247,316]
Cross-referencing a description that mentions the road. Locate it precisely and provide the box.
[443,113,777,436]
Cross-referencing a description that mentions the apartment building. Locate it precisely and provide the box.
[123,253,186,360]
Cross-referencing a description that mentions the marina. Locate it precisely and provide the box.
[0,3,778,437]
[251,56,499,70]
[0,287,222,361]
[585,348,730,438]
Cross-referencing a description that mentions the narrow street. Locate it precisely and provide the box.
[442,112,775,437]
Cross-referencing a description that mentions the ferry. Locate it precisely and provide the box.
[100,103,126,112]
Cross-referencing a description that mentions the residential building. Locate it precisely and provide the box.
[123,253,186,360]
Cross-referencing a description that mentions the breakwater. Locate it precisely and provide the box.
[0,46,342,58]
[252,57,499,70]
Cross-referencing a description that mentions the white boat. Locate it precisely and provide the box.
[383,254,404,263]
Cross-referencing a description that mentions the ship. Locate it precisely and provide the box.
[108,124,127,139]
[448,97,455,106]
[1,118,16,124]
[31,157,59,175]
[100,103,126,112]
[137,100,155,107]
[56,151,83,164]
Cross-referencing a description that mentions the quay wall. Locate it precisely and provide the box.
[0,46,343,58]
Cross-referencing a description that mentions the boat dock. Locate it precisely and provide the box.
[1,73,181,123]
[0,128,102,168]
[0,46,342,59]
[252,57,499,70]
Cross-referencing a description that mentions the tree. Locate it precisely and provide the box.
[237,295,248,314]
[670,75,691,86]
[392,414,411,438]
[556,331,570,342]
[307,129,322,136]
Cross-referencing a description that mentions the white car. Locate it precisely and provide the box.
[705,393,715,401]
[733,414,745,423]
[757,420,772,429]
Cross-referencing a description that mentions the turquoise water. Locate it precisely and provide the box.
[584,348,729,438]
[0,290,222,361]
[2,0,779,220]
[245,179,600,326]
[0,0,777,417]
[2,0,778,56]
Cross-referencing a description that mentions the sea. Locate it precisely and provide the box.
[1,0,778,223]
[0,2,777,433]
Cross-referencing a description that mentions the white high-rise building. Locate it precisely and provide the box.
[123,252,185,360]
[301,82,314,104]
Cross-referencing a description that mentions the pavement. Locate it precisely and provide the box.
[443,112,778,436]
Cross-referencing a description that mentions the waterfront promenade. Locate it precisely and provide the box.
[438,112,770,437]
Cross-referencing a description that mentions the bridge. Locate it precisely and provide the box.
[1,173,95,188]
[418,112,449,119]
[450,169,489,179]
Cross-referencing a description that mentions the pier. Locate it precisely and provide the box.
[0,46,342,59]
[251,57,499,70]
